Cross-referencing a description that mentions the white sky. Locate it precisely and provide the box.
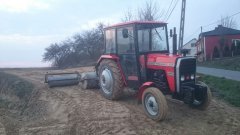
[0,0,240,67]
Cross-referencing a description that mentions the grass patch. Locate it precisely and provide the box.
[197,56,240,71]
[0,72,34,108]
[199,74,240,107]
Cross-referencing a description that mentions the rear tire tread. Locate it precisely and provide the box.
[98,59,124,100]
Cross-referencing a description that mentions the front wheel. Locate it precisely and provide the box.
[191,81,212,110]
[142,87,168,121]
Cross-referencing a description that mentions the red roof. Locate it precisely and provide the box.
[105,21,167,29]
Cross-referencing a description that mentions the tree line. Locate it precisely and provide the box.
[42,0,160,68]
[43,24,105,68]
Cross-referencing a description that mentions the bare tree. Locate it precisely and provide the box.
[43,23,105,67]
[220,16,237,29]
[138,0,160,21]
[122,9,134,22]
[121,0,161,22]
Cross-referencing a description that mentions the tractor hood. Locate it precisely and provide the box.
[146,53,180,68]
[144,53,181,92]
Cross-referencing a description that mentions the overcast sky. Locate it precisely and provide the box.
[0,0,240,67]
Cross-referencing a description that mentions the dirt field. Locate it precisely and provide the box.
[0,67,240,135]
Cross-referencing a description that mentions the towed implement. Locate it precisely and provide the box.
[45,72,80,87]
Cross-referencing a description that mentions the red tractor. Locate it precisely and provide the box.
[81,21,211,121]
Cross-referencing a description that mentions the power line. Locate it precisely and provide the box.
[163,0,174,20]
[184,10,240,42]
[185,27,201,41]
[165,0,180,21]
[202,10,240,28]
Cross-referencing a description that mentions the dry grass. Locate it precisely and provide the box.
[0,72,34,108]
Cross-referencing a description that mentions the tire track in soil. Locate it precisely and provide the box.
[9,69,137,135]
[59,87,136,135]
[0,122,6,135]
[4,68,240,135]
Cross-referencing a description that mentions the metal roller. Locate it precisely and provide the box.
[45,72,80,88]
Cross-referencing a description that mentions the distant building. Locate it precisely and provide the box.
[181,38,197,56]
[196,25,240,62]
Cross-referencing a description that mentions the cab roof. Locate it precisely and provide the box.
[105,21,167,29]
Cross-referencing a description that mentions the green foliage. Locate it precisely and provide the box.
[198,56,240,71]
[199,74,240,107]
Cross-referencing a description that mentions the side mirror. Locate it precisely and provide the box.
[170,29,173,37]
[122,29,129,38]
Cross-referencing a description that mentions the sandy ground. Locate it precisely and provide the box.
[0,67,239,135]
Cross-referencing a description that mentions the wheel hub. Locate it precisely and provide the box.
[100,68,113,94]
[145,94,158,116]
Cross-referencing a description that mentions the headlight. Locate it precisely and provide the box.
[181,75,185,81]
[191,74,195,80]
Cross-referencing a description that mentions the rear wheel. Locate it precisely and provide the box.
[191,81,212,110]
[142,87,168,121]
[98,59,124,100]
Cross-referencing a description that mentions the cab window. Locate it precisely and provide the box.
[138,29,150,52]
[105,29,116,54]
[117,27,135,54]
[138,26,168,52]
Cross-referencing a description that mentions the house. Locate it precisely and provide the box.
[196,25,240,62]
[181,38,197,56]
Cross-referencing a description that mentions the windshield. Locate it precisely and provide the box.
[138,26,168,52]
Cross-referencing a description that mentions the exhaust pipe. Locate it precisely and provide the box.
[172,27,177,55]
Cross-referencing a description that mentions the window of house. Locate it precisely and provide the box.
[198,45,201,51]
[105,29,116,54]
[191,43,195,47]
[232,39,240,47]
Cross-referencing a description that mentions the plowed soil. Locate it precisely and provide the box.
[0,67,239,135]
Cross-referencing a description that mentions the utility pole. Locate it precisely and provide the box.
[178,0,186,52]
[201,26,203,52]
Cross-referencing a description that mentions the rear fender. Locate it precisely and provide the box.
[137,82,155,102]
[95,54,127,86]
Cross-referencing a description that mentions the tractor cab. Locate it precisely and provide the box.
[103,21,169,89]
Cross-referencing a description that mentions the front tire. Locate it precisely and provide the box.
[98,60,124,100]
[142,87,168,121]
[191,81,212,110]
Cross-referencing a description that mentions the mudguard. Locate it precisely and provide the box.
[137,82,155,101]
[95,54,127,86]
